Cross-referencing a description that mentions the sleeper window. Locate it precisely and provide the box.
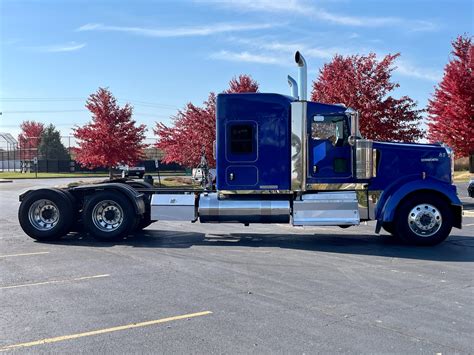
[230,124,254,154]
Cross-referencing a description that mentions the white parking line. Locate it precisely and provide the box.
[0,274,110,290]
[0,251,50,258]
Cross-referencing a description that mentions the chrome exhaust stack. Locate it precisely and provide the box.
[287,75,298,99]
[295,51,307,101]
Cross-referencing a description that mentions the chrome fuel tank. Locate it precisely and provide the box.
[199,193,290,223]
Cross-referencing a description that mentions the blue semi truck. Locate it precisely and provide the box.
[18,52,462,246]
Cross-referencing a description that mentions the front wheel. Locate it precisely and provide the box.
[83,191,135,241]
[393,194,453,246]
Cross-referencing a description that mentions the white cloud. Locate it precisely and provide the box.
[203,0,307,14]
[229,37,354,60]
[215,36,442,83]
[210,50,282,64]
[76,22,274,38]
[408,20,437,33]
[199,0,437,31]
[396,60,443,82]
[316,8,399,27]
[209,39,351,65]
[26,42,86,53]
[2,38,22,46]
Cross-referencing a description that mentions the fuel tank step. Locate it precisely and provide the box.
[199,193,290,224]
[292,191,360,226]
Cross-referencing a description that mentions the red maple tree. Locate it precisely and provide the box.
[311,53,424,142]
[18,121,44,160]
[427,35,474,158]
[73,88,147,178]
[226,74,259,93]
[154,75,259,168]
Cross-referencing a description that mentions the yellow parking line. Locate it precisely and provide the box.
[0,274,110,290]
[0,311,212,352]
[0,251,50,258]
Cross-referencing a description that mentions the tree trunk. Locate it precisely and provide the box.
[109,167,113,180]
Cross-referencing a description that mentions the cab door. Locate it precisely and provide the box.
[307,113,352,182]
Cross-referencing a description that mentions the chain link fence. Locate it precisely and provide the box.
[0,135,184,173]
[0,133,20,171]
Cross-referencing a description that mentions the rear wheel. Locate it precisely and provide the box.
[393,194,452,246]
[83,191,135,241]
[18,189,74,241]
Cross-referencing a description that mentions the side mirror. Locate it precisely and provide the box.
[348,135,357,146]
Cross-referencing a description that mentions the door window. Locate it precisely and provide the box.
[309,114,351,178]
[311,115,348,147]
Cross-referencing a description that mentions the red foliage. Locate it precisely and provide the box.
[73,88,147,175]
[311,53,424,142]
[18,121,44,160]
[155,75,259,168]
[427,35,474,158]
[226,74,259,93]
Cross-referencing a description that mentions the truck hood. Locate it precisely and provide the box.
[370,141,452,188]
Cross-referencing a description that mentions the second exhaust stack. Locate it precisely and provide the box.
[287,75,298,99]
[295,51,307,101]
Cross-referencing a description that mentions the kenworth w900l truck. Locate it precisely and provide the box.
[18,52,462,246]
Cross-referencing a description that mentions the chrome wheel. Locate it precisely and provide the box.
[91,200,124,232]
[407,203,442,237]
[28,199,60,231]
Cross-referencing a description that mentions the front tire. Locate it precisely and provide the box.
[393,194,453,246]
[83,191,135,241]
[18,189,74,241]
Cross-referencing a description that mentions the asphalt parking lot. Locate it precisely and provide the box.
[0,178,473,353]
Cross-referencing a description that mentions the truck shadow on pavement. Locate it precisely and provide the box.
[55,230,474,262]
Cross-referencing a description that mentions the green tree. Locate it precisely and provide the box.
[38,124,70,160]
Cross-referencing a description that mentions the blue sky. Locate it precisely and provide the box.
[0,0,472,140]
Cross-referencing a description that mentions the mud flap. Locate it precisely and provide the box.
[375,220,382,234]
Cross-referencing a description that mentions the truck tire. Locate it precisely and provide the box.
[83,191,135,241]
[18,189,74,241]
[52,188,77,216]
[393,194,453,246]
